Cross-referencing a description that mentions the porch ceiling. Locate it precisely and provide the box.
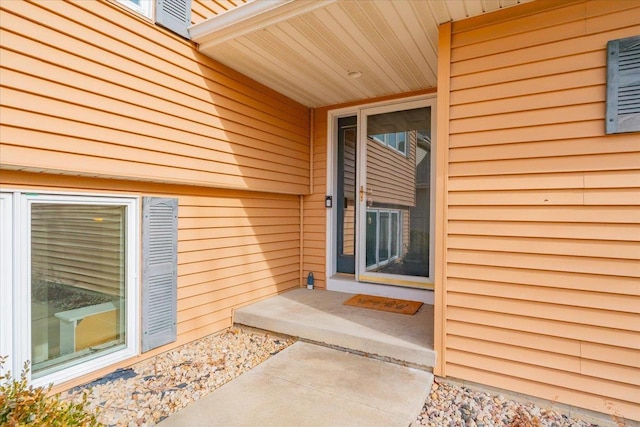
[189,0,532,108]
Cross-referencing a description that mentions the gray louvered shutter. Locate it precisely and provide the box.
[606,35,640,134]
[155,0,191,39]
[141,197,178,352]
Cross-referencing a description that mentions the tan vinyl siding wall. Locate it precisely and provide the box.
[366,133,416,207]
[302,109,329,288]
[0,0,309,195]
[191,0,248,25]
[0,171,301,390]
[444,0,640,420]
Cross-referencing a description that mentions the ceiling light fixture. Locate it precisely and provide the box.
[347,71,362,79]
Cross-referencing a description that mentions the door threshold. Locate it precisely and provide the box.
[327,274,434,304]
[357,273,433,290]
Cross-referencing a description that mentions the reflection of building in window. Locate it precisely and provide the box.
[365,107,431,277]
[371,131,408,156]
[366,209,403,269]
[407,131,431,277]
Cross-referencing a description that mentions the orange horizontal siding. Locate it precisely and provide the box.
[448,221,639,241]
[450,86,605,119]
[447,350,639,405]
[191,0,248,25]
[449,140,639,163]
[444,0,640,421]
[448,293,639,331]
[447,306,638,351]
[448,234,639,260]
[0,0,310,194]
[301,107,331,288]
[448,205,639,223]
[47,0,305,115]
[448,263,639,296]
[447,248,639,277]
[0,171,300,391]
[449,152,639,176]
[448,278,639,312]
[448,321,580,356]
[451,26,640,76]
[447,362,640,421]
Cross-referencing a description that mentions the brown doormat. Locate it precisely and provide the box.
[343,294,423,315]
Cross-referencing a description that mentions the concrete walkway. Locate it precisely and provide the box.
[158,341,433,427]
[234,288,436,368]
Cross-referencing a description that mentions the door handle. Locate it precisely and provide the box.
[360,186,372,202]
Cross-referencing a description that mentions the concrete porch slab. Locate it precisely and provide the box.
[234,288,436,369]
[158,341,434,427]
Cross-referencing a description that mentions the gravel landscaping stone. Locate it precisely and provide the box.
[413,379,606,427]
[61,329,617,427]
[61,327,294,426]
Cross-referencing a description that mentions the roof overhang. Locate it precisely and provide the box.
[190,0,532,108]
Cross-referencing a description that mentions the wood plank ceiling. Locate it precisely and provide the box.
[190,0,532,108]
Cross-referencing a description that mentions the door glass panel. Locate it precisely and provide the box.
[378,211,390,264]
[30,204,127,377]
[390,212,399,259]
[365,107,431,278]
[365,211,377,268]
[337,117,357,274]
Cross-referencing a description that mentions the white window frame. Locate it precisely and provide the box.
[365,208,402,270]
[117,0,153,18]
[4,191,139,387]
[371,131,408,156]
[0,193,14,376]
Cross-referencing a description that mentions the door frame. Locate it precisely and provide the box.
[325,94,437,304]
[335,115,357,274]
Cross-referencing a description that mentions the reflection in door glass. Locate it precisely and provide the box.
[390,212,399,259]
[365,211,377,268]
[337,117,357,274]
[378,211,390,263]
[365,107,430,277]
[341,128,357,258]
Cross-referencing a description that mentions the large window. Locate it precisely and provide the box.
[1,192,138,386]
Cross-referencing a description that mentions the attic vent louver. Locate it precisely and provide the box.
[606,35,640,134]
[155,0,191,39]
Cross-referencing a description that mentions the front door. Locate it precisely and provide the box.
[332,98,435,291]
[358,101,433,287]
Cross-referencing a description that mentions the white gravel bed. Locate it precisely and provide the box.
[61,327,293,427]
[62,330,620,427]
[414,379,607,427]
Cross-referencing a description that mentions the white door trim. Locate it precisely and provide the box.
[325,95,436,304]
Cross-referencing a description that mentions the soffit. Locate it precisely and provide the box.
[190,0,532,108]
